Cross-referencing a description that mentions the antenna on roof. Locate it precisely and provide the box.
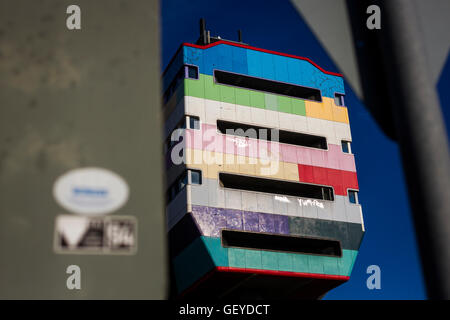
[199,18,207,45]
[238,30,242,43]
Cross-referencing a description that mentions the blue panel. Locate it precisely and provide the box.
[184,46,204,73]
[203,46,218,75]
[179,43,346,98]
[231,46,248,75]
[273,54,289,82]
[260,52,275,80]
[217,44,233,72]
[287,57,301,84]
[246,49,262,78]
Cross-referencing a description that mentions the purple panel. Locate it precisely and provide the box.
[191,205,291,237]
[207,207,227,237]
[242,211,260,232]
[259,212,276,233]
[226,209,243,230]
[191,205,215,237]
[273,214,290,234]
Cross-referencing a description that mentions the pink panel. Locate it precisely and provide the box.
[296,147,312,166]
[280,144,297,163]
[339,153,356,172]
[310,148,326,167]
[184,123,357,172]
[326,145,341,169]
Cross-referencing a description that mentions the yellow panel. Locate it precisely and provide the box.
[205,163,221,179]
[283,162,300,181]
[305,100,331,121]
[305,97,349,123]
[329,96,350,124]
[184,148,302,182]
[238,155,257,175]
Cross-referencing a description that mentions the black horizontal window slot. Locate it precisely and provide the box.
[222,229,342,257]
[217,120,327,149]
[219,172,334,201]
[214,70,322,102]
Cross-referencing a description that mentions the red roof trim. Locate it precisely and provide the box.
[178,266,349,297]
[216,266,350,281]
[162,40,343,78]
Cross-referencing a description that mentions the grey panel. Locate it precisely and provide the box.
[0,0,165,299]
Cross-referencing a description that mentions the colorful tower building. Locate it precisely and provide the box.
[163,22,364,299]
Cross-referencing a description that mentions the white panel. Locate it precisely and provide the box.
[334,122,352,142]
[300,198,318,219]
[250,107,266,125]
[273,194,288,215]
[286,196,298,217]
[317,200,333,220]
[332,196,348,222]
[346,202,363,224]
[265,110,280,128]
[207,179,225,208]
[292,114,308,133]
[185,96,205,120]
[204,99,221,124]
[241,191,258,212]
[197,177,353,223]
[225,189,242,210]
[256,193,274,214]
[184,96,349,147]
[235,104,252,123]
[306,117,323,137]
[220,101,236,121]
[278,112,295,131]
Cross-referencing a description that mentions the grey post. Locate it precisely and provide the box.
[376,0,450,299]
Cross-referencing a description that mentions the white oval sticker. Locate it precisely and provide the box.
[53,167,129,216]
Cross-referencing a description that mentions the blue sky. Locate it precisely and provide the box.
[161,0,449,299]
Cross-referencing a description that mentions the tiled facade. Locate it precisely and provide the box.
[163,40,364,299]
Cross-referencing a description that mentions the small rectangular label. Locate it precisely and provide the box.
[54,215,137,255]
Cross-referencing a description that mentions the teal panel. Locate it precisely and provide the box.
[308,255,325,274]
[245,250,262,269]
[261,251,279,270]
[291,253,309,273]
[277,252,294,272]
[228,248,247,268]
[203,236,229,267]
[173,237,215,293]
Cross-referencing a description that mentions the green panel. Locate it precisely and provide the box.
[265,93,278,111]
[249,90,265,108]
[277,252,294,272]
[204,74,221,101]
[184,75,331,119]
[292,98,306,116]
[245,250,262,269]
[277,95,292,113]
[185,77,204,98]
[235,87,251,106]
[261,251,279,270]
[220,84,236,104]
